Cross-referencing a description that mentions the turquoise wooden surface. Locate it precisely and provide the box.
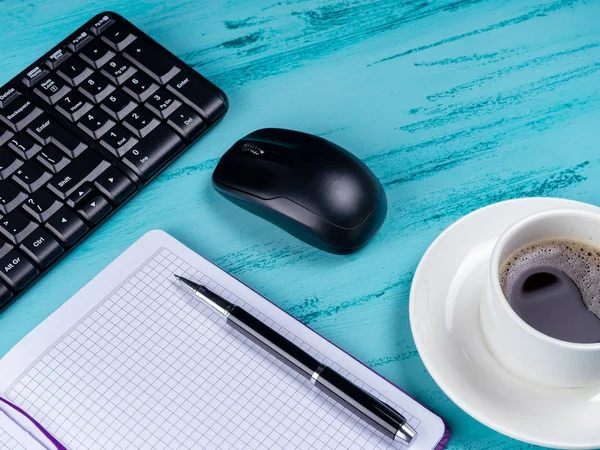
[0,0,598,448]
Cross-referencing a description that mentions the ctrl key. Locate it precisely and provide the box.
[0,248,38,291]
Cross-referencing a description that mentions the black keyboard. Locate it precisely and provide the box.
[0,12,228,309]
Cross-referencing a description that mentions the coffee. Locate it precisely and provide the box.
[500,239,600,343]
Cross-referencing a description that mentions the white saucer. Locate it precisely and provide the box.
[410,198,600,449]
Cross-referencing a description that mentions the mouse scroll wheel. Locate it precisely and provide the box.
[241,143,266,156]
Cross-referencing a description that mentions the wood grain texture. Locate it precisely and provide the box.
[0,0,599,448]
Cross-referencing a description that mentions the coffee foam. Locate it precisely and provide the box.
[500,239,600,319]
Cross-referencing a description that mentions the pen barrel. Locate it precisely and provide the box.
[227,307,322,377]
[314,367,405,441]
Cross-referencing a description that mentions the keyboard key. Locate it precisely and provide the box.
[36,144,70,173]
[46,48,71,69]
[122,106,159,138]
[122,124,184,181]
[167,73,226,120]
[99,124,137,157]
[94,166,135,204]
[47,149,110,199]
[100,90,136,120]
[0,88,19,109]
[101,55,137,85]
[80,40,115,69]
[101,22,136,51]
[76,193,112,225]
[0,248,38,290]
[0,180,27,213]
[124,40,180,84]
[79,73,115,103]
[55,91,93,122]
[7,133,41,159]
[22,188,62,222]
[68,31,93,52]
[13,160,51,193]
[90,14,114,35]
[1,95,43,132]
[0,148,23,179]
[21,66,48,88]
[0,125,12,146]
[0,282,13,308]
[33,74,71,104]
[77,108,115,139]
[167,104,206,140]
[122,73,158,102]
[145,89,181,119]
[0,209,38,243]
[27,115,87,157]
[66,182,93,207]
[57,56,93,86]
[20,228,63,268]
[46,206,88,245]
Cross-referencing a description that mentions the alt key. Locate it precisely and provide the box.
[0,248,39,291]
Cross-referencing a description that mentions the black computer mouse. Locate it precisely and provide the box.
[212,128,387,254]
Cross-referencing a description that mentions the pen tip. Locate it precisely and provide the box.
[173,274,181,280]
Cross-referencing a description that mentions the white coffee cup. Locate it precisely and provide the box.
[480,208,600,387]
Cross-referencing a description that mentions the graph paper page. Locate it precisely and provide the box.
[0,230,444,449]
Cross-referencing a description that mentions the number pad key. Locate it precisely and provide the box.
[124,40,180,84]
[122,106,159,138]
[79,40,115,69]
[167,104,206,140]
[57,56,93,86]
[22,188,62,222]
[0,209,37,244]
[37,144,70,173]
[0,180,27,213]
[79,73,115,103]
[55,91,93,122]
[33,74,71,104]
[123,73,158,102]
[101,55,137,85]
[99,124,137,157]
[101,22,136,51]
[0,148,23,179]
[77,108,115,139]
[145,89,181,119]
[100,90,136,120]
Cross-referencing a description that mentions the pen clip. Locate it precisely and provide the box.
[0,396,67,450]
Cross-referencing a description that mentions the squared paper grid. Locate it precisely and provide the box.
[4,249,420,450]
[0,429,26,450]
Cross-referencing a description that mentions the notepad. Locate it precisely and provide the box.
[0,230,448,450]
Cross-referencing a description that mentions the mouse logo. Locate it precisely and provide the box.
[241,143,265,156]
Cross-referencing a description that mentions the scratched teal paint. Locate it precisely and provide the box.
[0,1,599,449]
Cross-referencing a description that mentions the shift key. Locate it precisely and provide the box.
[47,149,111,199]
[122,123,183,181]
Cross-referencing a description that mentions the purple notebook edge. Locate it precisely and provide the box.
[0,396,67,450]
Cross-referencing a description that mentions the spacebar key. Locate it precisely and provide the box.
[122,123,183,181]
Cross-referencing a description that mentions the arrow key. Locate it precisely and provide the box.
[66,182,93,207]
[94,165,135,204]
[46,206,88,246]
[76,193,111,225]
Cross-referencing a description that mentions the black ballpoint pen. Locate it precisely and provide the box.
[174,275,416,445]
